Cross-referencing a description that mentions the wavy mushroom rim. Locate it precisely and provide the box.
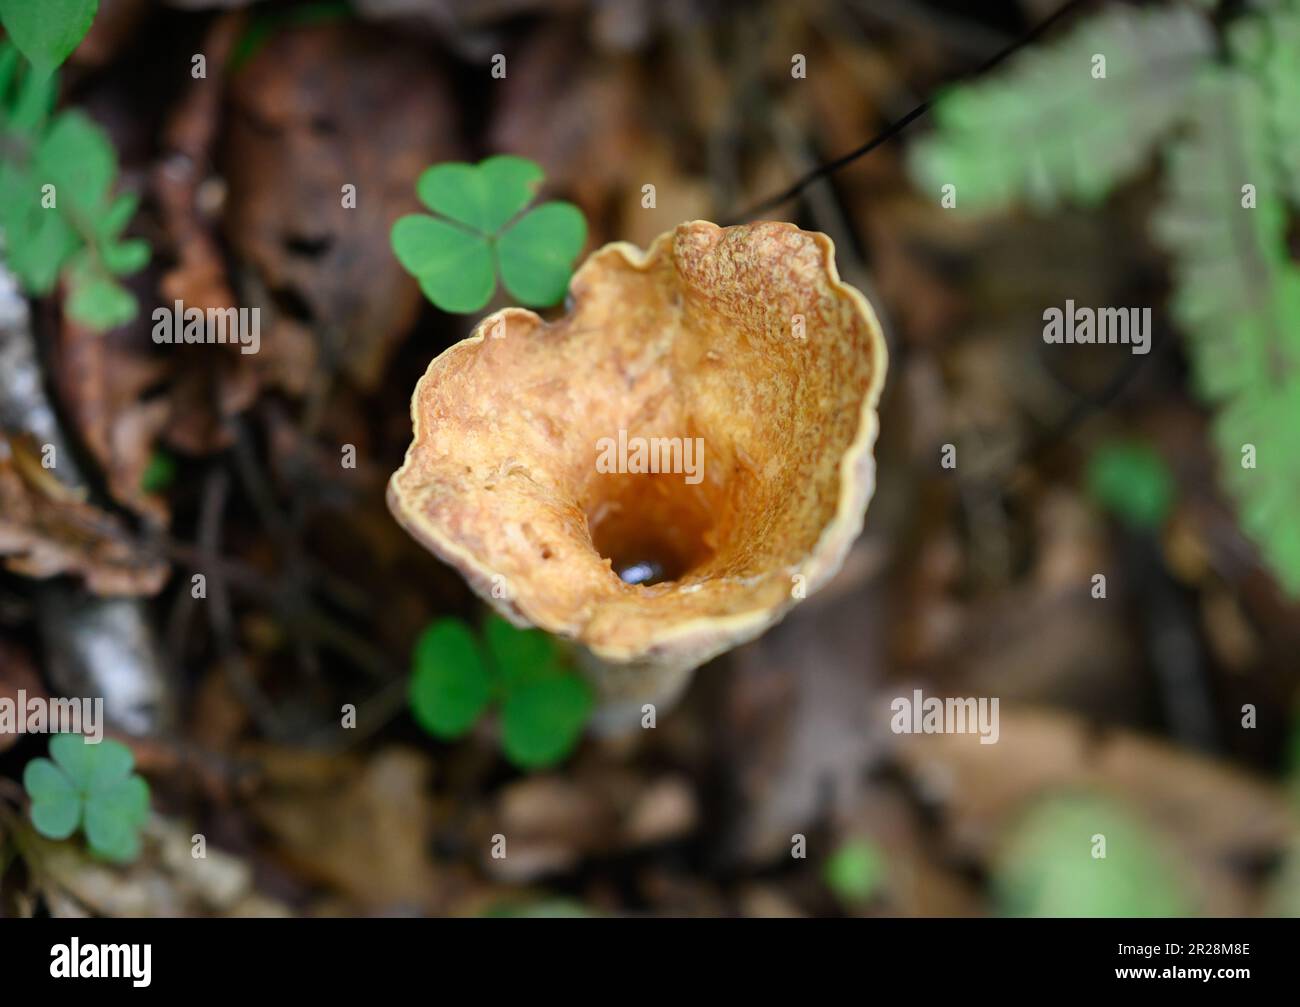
[386,220,888,669]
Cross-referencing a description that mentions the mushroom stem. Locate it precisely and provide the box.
[571,648,696,734]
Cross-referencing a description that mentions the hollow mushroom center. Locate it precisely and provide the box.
[583,468,724,587]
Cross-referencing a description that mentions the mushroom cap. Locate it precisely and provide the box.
[388,220,887,676]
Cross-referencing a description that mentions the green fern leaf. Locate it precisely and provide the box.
[1255,4,1300,204]
[1151,65,1300,595]
[909,6,1212,211]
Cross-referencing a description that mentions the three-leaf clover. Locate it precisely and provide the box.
[23,733,151,863]
[409,614,594,769]
[391,155,587,313]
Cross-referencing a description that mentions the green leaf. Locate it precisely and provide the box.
[35,110,116,214]
[1151,66,1300,596]
[393,156,587,314]
[0,0,98,76]
[84,738,135,791]
[67,273,136,328]
[496,201,586,307]
[1086,440,1175,530]
[101,238,149,276]
[392,214,495,313]
[823,839,885,905]
[409,618,493,739]
[483,614,561,689]
[85,786,145,863]
[500,674,593,770]
[415,155,544,234]
[30,793,81,841]
[3,50,56,136]
[96,191,137,239]
[0,40,19,100]
[22,736,150,860]
[84,773,149,863]
[23,758,81,840]
[140,450,176,493]
[49,732,98,789]
[95,773,150,824]
[909,6,1212,210]
[994,795,1191,917]
[1252,8,1300,205]
[4,197,79,293]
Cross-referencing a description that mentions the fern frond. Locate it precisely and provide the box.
[1152,66,1300,594]
[909,6,1212,210]
[1255,3,1300,204]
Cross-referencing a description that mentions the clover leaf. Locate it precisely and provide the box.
[499,674,593,770]
[409,618,493,739]
[23,733,151,863]
[408,613,593,769]
[391,155,587,314]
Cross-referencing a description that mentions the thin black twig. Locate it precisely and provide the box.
[728,0,1094,223]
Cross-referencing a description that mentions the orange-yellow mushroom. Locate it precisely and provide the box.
[389,220,887,725]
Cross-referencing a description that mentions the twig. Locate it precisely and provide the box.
[727,0,1094,222]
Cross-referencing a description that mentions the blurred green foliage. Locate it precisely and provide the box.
[910,2,1300,596]
[1087,440,1175,530]
[409,614,593,770]
[0,40,149,330]
[994,794,1191,917]
[823,838,886,906]
[0,0,97,77]
[139,449,177,494]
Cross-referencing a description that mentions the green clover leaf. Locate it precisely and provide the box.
[23,734,152,863]
[500,674,593,770]
[392,216,495,315]
[409,618,494,738]
[497,202,587,308]
[391,155,586,313]
[416,155,544,234]
[0,0,99,77]
[23,758,80,840]
[482,614,562,689]
[408,614,593,770]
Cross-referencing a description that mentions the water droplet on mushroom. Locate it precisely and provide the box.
[617,559,667,586]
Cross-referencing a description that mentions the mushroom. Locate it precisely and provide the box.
[388,220,887,727]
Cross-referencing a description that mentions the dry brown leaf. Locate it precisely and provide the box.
[221,21,461,393]
[0,435,168,595]
[246,745,444,912]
